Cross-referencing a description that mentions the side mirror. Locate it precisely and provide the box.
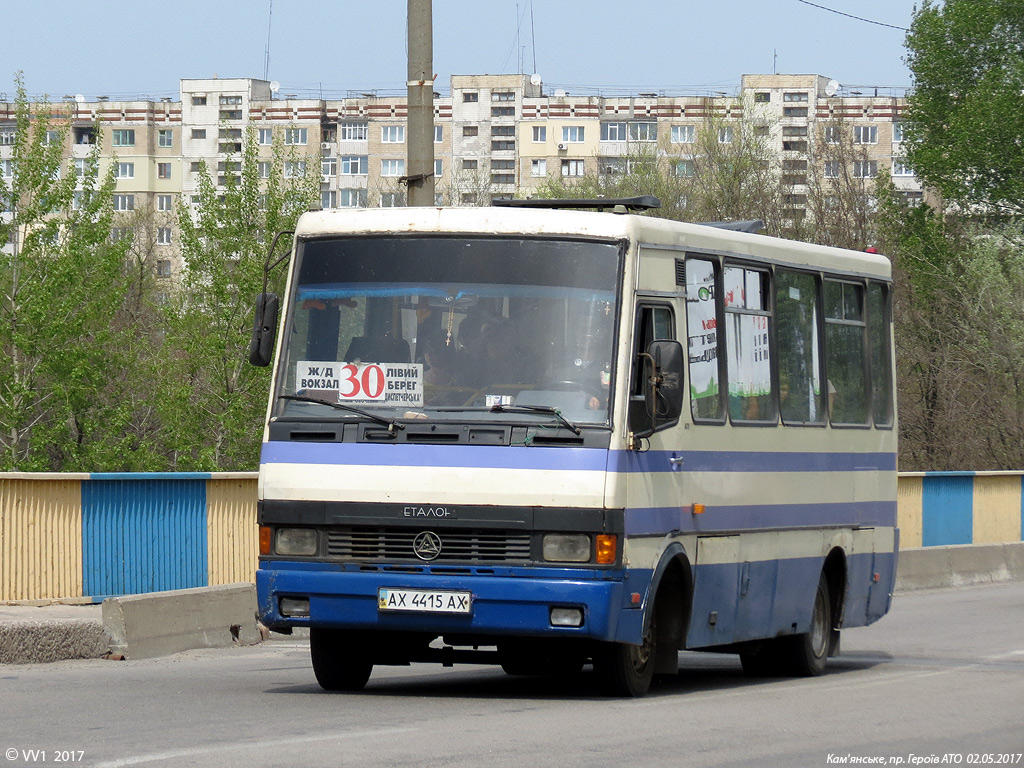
[637,339,684,436]
[248,292,279,367]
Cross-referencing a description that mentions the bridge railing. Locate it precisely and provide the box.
[2,471,1022,602]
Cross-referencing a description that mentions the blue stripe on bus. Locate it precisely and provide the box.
[261,441,897,474]
[624,501,898,535]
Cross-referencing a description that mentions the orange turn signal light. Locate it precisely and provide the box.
[595,534,617,564]
[259,525,272,556]
[692,503,705,515]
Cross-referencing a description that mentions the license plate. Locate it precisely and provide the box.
[378,588,472,615]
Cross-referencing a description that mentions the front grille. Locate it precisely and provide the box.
[326,527,531,564]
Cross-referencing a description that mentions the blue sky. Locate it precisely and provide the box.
[1,0,915,100]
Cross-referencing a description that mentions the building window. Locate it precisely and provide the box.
[45,130,61,145]
[492,160,514,171]
[157,227,172,245]
[158,130,173,148]
[257,161,271,178]
[462,159,478,171]
[1,159,14,178]
[340,189,368,207]
[674,159,695,177]
[191,129,207,140]
[782,126,808,138]
[434,125,443,143]
[110,228,131,242]
[190,162,202,173]
[854,125,878,144]
[115,162,134,179]
[156,259,172,277]
[899,190,923,207]
[463,125,479,137]
[1,127,16,145]
[341,122,368,141]
[321,190,337,209]
[322,158,337,177]
[491,125,515,137]
[892,123,904,143]
[157,194,173,211]
[891,159,915,177]
[754,92,771,103]
[191,95,207,106]
[112,129,135,147]
[492,91,515,102]
[491,140,515,151]
[463,92,478,103]
[629,122,657,141]
[381,192,401,207]
[718,126,734,144]
[434,159,443,178]
[258,128,273,145]
[381,125,405,143]
[783,107,808,117]
[285,128,308,145]
[562,126,585,143]
[219,95,242,105]
[491,107,515,117]
[561,158,585,176]
[824,160,842,178]
[283,160,307,178]
[219,110,242,121]
[783,139,808,152]
[532,126,546,143]
[157,162,171,180]
[340,156,367,175]
[853,160,878,178]
[71,159,87,178]
[601,122,627,141]
[783,92,809,102]
[381,158,405,176]
[113,194,135,211]
[531,158,547,177]
[671,125,695,144]
[491,173,515,184]
[823,125,841,144]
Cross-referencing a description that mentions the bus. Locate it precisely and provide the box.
[249,197,897,697]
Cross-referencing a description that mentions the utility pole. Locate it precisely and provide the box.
[406,0,435,206]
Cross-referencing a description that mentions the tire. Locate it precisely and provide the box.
[309,628,373,692]
[740,573,832,678]
[593,618,657,697]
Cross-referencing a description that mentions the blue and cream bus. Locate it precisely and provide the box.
[249,197,897,696]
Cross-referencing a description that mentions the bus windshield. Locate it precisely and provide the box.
[275,235,622,426]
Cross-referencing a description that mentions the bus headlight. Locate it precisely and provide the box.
[276,528,318,556]
[542,534,591,563]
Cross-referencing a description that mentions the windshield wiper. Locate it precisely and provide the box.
[278,395,405,433]
[489,404,581,436]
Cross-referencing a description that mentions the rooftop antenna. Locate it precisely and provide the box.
[530,0,537,75]
[263,0,273,81]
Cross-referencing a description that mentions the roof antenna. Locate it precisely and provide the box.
[263,0,273,81]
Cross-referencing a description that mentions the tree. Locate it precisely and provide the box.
[0,73,131,470]
[903,0,1024,217]
[158,126,320,470]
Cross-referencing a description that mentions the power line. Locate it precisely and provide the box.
[793,0,909,31]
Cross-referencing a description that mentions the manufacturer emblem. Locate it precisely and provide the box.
[412,531,442,561]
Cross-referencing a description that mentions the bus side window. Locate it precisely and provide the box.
[868,282,893,427]
[724,265,776,423]
[824,279,869,425]
[629,304,675,434]
[685,258,724,421]
[776,270,825,424]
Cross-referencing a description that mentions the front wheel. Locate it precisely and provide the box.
[309,628,374,692]
[593,620,657,697]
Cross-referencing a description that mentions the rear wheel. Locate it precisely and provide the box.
[740,573,831,677]
[593,618,657,697]
[309,628,373,691]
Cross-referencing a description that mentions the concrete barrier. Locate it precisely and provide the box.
[102,583,262,660]
[895,541,1024,591]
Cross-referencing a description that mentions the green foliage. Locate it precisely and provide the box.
[0,73,131,470]
[904,0,1024,216]
[159,126,319,470]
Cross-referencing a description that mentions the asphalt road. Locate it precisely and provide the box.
[1,582,1022,768]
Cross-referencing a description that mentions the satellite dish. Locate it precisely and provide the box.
[74,94,85,104]
[530,74,542,86]
[269,81,281,93]
[825,79,840,97]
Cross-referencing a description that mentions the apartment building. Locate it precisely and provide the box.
[0,73,920,278]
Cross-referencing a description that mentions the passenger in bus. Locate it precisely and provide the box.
[422,334,459,405]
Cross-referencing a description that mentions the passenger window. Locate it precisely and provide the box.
[724,265,775,423]
[868,282,893,427]
[776,270,825,424]
[824,279,869,424]
[685,258,723,421]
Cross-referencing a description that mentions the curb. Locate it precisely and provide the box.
[894,542,1024,592]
